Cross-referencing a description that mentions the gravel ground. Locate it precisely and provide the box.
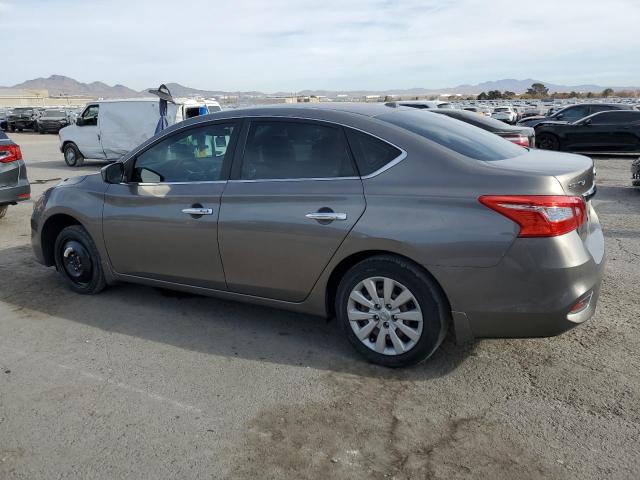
[1,132,639,480]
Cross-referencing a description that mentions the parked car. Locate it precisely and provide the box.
[0,108,9,130]
[0,130,30,219]
[492,106,517,124]
[7,107,38,132]
[386,100,453,110]
[32,104,604,367]
[36,108,72,134]
[59,98,222,167]
[535,110,640,153]
[431,108,535,147]
[632,158,640,187]
[518,103,634,128]
[462,106,482,115]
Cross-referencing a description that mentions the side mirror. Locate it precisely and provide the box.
[101,162,124,184]
[76,117,85,126]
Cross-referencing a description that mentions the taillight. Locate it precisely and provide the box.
[0,144,23,163]
[503,134,529,147]
[479,195,587,237]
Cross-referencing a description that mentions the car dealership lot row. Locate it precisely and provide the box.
[1,133,639,479]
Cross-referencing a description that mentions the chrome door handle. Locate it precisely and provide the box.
[305,212,347,221]
[182,208,213,215]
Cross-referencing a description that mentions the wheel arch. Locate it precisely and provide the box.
[324,250,451,319]
[40,213,84,266]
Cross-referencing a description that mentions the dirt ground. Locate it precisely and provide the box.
[1,132,639,479]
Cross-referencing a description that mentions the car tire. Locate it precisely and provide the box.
[537,133,560,150]
[63,143,84,167]
[54,225,106,295]
[17,128,23,132]
[0,205,7,219]
[335,255,449,367]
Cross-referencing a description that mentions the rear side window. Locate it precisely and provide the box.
[240,121,355,180]
[345,129,402,176]
[378,110,524,161]
[591,111,640,124]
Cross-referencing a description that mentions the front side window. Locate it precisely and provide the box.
[81,105,99,126]
[240,121,355,180]
[556,106,589,122]
[132,123,235,183]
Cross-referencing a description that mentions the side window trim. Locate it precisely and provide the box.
[229,117,360,182]
[124,120,240,185]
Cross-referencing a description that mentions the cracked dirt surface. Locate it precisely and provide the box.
[1,135,639,479]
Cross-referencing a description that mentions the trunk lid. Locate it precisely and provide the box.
[487,149,595,196]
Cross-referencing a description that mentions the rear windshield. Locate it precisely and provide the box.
[378,110,525,161]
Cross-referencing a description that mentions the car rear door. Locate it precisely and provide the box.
[218,118,365,302]
[102,121,239,289]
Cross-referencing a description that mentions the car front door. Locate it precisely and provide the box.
[218,119,366,302]
[102,121,238,289]
[74,104,106,159]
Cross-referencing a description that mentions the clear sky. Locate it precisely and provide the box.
[2,0,639,92]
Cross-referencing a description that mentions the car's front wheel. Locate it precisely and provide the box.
[537,133,560,150]
[54,225,106,294]
[336,255,449,367]
[63,143,84,167]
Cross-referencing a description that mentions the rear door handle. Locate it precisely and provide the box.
[305,212,347,221]
[182,208,213,215]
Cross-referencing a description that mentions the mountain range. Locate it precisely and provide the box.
[4,75,638,99]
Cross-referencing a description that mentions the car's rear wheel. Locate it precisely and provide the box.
[63,143,84,167]
[54,225,106,294]
[537,133,560,150]
[336,255,449,367]
[0,205,7,219]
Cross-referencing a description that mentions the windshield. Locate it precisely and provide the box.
[13,108,33,113]
[494,107,510,112]
[378,110,525,161]
[44,110,66,117]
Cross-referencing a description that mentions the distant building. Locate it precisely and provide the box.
[0,88,94,107]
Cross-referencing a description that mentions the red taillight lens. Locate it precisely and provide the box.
[0,144,23,163]
[503,134,529,147]
[479,195,587,237]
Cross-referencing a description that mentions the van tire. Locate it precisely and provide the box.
[63,143,84,167]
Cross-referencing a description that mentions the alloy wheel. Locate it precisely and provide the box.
[347,276,423,356]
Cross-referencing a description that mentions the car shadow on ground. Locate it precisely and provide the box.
[0,244,474,380]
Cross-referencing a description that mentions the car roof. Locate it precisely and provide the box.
[213,102,401,119]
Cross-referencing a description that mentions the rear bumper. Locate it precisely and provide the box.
[432,204,605,341]
[0,180,30,205]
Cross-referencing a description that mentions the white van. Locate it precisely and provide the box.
[59,97,222,166]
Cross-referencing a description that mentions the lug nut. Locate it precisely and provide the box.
[386,304,392,309]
